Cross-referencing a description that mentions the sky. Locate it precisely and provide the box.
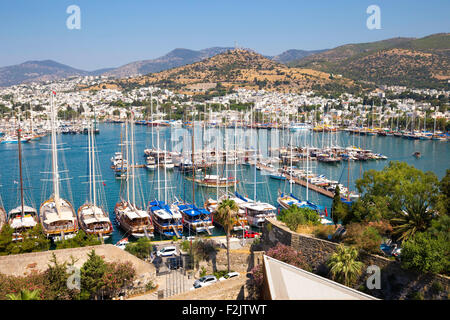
[0,0,449,70]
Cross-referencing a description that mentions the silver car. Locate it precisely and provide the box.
[193,275,218,289]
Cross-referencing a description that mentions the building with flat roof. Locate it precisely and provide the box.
[262,255,378,300]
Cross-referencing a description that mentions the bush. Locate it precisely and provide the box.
[431,281,444,294]
[401,232,449,275]
[343,223,383,254]
[193,239,219,262]
[125,238,152,260]
[278,205,320,231]
[55,230,101,249]
[313,225,336,240]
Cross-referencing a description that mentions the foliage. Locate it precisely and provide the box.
[437,169,450,215]
[326,244,364,287]
[80,250,108,299]
[278,205,320,231]
[125,237,152,260]
[342,223,383,254]
[43,253,79,300]
[54,230,101,249]
[100,261,135,299]
[192,239,219,262]
[313,225,336,240]
[6,289,41,300]
[0,224,50,256]
[199,266,207,278]
[331,185,349,225]
[266,243,309,270]
[353,161,440,242]
[400,232,449,275]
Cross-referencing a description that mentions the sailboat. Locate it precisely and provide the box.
[40,91,79,241]
[77,120,113,239]
[148,136,183,238]
[114,113,154,238]
[204,126,249,232]
[229,113,276,228]
[8,123,39,241]
[175,114,214,234]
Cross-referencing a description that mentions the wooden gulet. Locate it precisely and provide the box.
[77,117,113,240]
[40,90,78,241]
[114,113,154,239]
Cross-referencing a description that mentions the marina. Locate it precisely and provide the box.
[0,121,447,244]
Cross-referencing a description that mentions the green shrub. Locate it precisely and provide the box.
[401,232,449,274]
[431,281,444,294]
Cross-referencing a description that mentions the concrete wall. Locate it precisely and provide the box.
[261,218,449,300]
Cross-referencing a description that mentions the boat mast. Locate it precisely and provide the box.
[130,112,136,205]
[91,117,97,207]
[125,120,130,203]
[234,120,237,192]
[50,91,61,212]
[157,126,161,200]
[191,108,195,205]
[289,131,293,195]
[216,131,219,200]
[164,141,167,203]
[17,120,25,217]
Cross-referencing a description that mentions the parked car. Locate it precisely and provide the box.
[156,246,177,257]
[244,230,260,238]
[219,272,239,281]
[193,275,218,289]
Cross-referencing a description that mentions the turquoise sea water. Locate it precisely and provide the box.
[0,123,448,244]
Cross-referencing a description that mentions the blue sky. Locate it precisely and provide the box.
[0,0,448,70]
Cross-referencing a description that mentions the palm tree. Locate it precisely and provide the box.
[6,289,41,300]
[216,199,239,273]
[390,209,433,243]
[326,244,364,287]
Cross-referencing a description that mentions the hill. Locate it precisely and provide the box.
[102,47,234,78]
[290,33,450,89]
[114,49,354,93]
[272,49,328,64]
[0,60,90,87]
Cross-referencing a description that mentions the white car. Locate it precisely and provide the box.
[156,246,177,257]
[193,275,218,289]
[219,272,239,281]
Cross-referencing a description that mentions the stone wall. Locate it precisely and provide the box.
[0,244,156,283]
[261,218,449,300]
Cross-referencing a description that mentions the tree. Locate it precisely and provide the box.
[354,161,440,241]
[80,250,107,299]
[278,205,320,231]
[327,244,364,287]
[331,185,348,225]
[437,169,450,215]
[44,253,79,300]
[401,232,449,275]
[6,289,41,300]
[125,237,152,260]
[216,199,239,273]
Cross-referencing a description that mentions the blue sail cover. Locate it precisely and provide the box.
[149,200,174,214]
[234,191,248,202]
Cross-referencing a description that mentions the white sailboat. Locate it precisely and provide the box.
[77,119,113,239]
[40,91,78,241]
[114,112,154,238]
[8,121,38,241]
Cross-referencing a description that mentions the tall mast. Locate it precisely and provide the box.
[157,126,161,200]
[17,121,25,217]
[125,120,130,203]
[191,109,195,205]
[91,118,97,206]
[88,116,92,203]
[289,131,293,195]
[164,141,167,203]
[216,131,219,200]
[130,112,136,205]
[50,91,60,210]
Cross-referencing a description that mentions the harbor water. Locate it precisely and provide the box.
[0,123,448,244]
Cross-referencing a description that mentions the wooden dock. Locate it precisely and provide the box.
[284,173,335,199]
